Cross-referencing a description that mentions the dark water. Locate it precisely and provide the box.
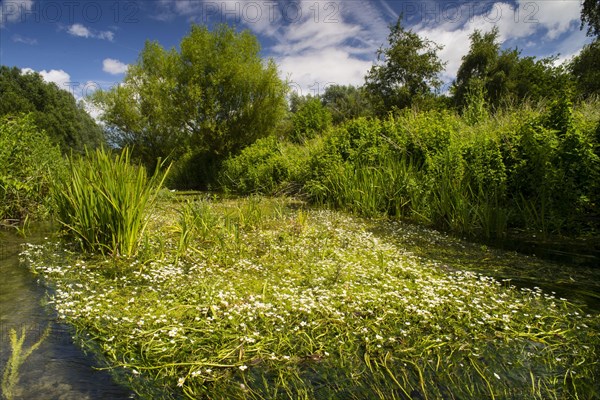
[369,221,600,313]
[0,226,133,400]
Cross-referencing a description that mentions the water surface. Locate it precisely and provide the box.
[0,226,133,400]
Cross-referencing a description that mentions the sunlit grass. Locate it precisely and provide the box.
[23,196,600,399]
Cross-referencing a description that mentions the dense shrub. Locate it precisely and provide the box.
[219,136,317,195]
[0,113,64,222]
[165,149,222,190]
[290,97,332,143]
[220,98,600,238]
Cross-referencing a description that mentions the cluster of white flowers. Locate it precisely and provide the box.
[21,199,600,397]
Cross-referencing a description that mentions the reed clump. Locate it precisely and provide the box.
[53,147,169,257]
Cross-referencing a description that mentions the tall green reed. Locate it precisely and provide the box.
[53,147,170,257]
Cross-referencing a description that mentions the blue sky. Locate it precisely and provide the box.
[0,0,590,102]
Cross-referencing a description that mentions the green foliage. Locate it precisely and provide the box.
[462,78,489,125]
[453,28,567,110]
[364,18,445,115]
[92,24,288,178]
[581,0,600,37]
[0,66,104,153]
[570,38,600,99]
[290,97,332,143]
[53,147,170,257]
[165,150,221,191]
[502,97,600,233]
[321,84,372,124]
[219,136,315,195]
[220,98,600,238]
[0,114,64,222]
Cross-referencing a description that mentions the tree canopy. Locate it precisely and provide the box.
[452,28,567,110]
[0,66,104,153]
[92,24,288,170]
[570,38,600,99]
[581,0,600,37]
[364,18,445,115]
[321,85,371,124]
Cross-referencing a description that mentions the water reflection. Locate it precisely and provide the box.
[0,226,133,400]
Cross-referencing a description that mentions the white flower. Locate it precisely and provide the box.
[177,377,185,387]
[239,365,248,371]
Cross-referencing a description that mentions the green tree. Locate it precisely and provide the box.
[291,96,332,143]
[364,18,445,115]
[93,24,288,171]
[0,66,104,153]
[581,0,600,37]
[321,85,371,124]
[570,38,600,99]
[453,28,567,110]
[454,29,500,104]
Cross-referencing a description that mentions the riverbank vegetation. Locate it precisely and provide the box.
[221,97,600,240]
[22,195,600,399]
[3,7,600,399]
[0,114,65,225]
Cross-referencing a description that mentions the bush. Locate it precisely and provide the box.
[290,97,332,143]
[165,150,221,190]
[219,136,316,195]
[0,114,64,223]
[220,99,600,238]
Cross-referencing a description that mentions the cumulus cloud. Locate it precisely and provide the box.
[22,67,72,90]
[68,23,92,38]
[102,58,128,75]
[0,0,33,27]
[278,49,373,96]
[67,23,114,41]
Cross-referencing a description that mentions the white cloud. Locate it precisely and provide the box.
[414,0,586,84]
[147,0,586,91]
[68,23,91,38]
[278,49,373,96]
[22,67,72,90]
[11,34,37,45]
[39,69,72,88]
[0,0,33,27]
[103,58,128,75]
[98,31,115,41]
[67,23,114,41]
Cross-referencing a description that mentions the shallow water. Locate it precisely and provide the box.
[0,226,133,400]
[369,220,600,313]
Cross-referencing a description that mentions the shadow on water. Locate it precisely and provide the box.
[0,224,133,400]
[367,220,600,313]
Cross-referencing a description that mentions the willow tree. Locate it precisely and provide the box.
[93,24,288,171]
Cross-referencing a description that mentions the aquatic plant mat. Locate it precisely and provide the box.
[22,195,600,399]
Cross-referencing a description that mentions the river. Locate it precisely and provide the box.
[0,225,133,400]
